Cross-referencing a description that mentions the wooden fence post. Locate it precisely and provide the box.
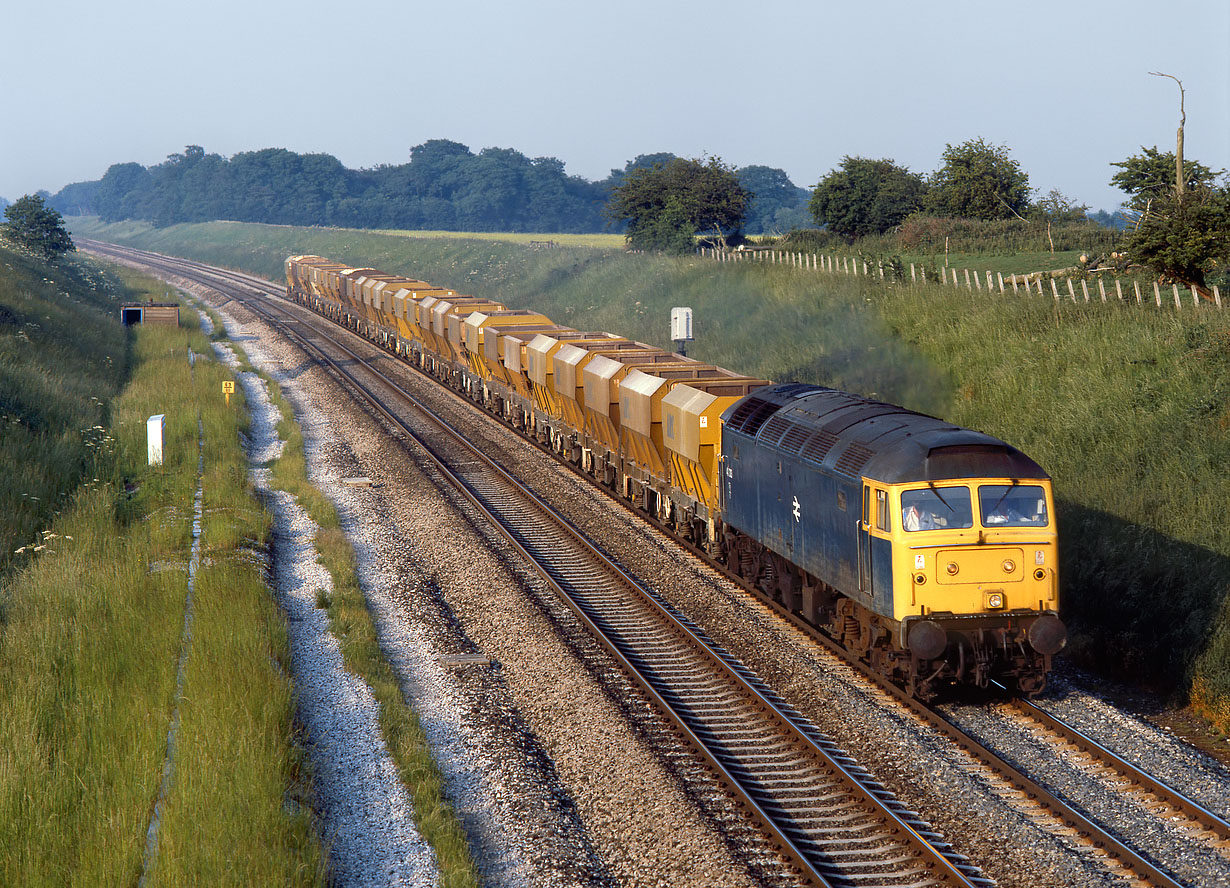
[920,266,926,283]
[1115,279,1123,300]
[1098,279,1106,302]
[1051,279,1060,300]
[1080,279,1090,302]
[964,269,972,290]
[1215,285,1222,308]
[997,272,1005,293]
[1067,279,1077,302]
[862,260,869,276]
[1153,281,1162,306]
[1010,274,1018,293]
[910,263,916,283]
[1173,284,1182,308]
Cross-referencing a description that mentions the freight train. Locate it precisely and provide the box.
[285,254,1066,698]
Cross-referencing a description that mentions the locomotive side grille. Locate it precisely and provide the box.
[800,431,840,464]
[833,443,875,478]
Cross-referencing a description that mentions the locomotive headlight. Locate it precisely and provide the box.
[945,562,959,576]
[1002,559,1016,573]
[913,573,926,585]
[1033,568,1047,581]
[986,592,1005,609]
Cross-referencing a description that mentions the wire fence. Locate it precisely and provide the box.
[697,247,1222,310]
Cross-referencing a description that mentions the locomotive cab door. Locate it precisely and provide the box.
[858,484,873,594]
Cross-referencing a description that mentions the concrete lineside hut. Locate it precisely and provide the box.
[120,302,180,326]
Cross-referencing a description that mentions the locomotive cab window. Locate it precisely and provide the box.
[902,486,973,532]
[875,489,890,531]
[979,484,1048,527]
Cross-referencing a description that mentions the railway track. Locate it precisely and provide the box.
[85,240,1229,887]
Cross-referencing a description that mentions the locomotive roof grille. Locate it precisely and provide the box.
[758,414,794,445]
[726,397,779,436]
[779,424,812,453]
[833,443,875,477]
[800,430,840,464]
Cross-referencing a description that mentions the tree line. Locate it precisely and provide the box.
[22,132,1227,292]
[38,141,810,236]
[606,139,1227,296]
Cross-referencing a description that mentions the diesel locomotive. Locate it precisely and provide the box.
[285,254,1066,698]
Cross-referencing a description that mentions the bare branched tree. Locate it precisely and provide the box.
[1149,71,1186,196]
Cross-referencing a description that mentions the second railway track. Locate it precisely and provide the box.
[86,240,1230,888]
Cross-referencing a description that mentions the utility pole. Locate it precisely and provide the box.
[1150,71,1186,196]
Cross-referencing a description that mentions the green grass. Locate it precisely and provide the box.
[262,377,478,888]
[0,264,325,885]
[0,243,128,579]
[72,218,1230,731]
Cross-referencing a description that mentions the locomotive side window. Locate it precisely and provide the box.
[902,486,973,531]
[979,484,1048,527]
[875,489,890,531]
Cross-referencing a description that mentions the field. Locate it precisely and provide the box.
[69,217,1230,732]
[378,227,626,248]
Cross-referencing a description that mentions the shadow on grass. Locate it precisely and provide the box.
[1058,499,1230,702]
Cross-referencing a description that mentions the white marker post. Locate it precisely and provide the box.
[147,414,165,466]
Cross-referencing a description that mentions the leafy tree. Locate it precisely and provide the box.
[606,156,748,252]
[1110,146,1219,212]
[1029,189,1088,224]
[808,156,926,239]
[737,165,810,235]
[604,153,679,190]
[1087,209,1129,231]
[1111,146,1229,295]
[924,138,1030,220]
[3,194,75,260]
[1122,184,1229,295]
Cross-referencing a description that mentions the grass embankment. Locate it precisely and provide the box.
[72,218,1230,732]
[0,259,325,884]
[0,244,127,579]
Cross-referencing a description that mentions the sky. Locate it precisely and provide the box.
[4,0,1228,213]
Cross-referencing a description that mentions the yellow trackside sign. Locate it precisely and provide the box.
[223,380,235,405]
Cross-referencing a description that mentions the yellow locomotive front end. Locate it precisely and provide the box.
[885,477,1065,695]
